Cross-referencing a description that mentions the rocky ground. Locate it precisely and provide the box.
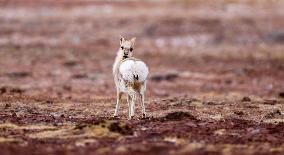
[0,0,284,154]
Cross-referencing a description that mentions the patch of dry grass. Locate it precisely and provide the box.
[28,122,121,139]
[0,122,56,130]
[0,137,24,144]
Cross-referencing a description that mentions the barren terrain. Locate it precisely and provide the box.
[0,0,284,154]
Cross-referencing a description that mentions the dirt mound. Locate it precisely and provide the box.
[108,121,133,135]
[163,112,197,121]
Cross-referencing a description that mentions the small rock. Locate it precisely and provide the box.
[278,92,284,98]
[224,79,232,85]
[5,71,31,78]
[263,99,277,105]
[63,85,72,91]
[45,100,53,104]
[10,88,25,94]
[0,87,7,94]
[63,60,79,67]
[234,111,244,116]
[5,103,11,109]
[72,73,88,79]
[151,73,178,82]
[185,122,197,128]
[144,24,157,36]
[264,109,282,119]
[203,101,217,105]
[214,129,226,135]
[75,139,97,147]
[241,96,251,102]
[264,31,284,43]
[247,128,260,134]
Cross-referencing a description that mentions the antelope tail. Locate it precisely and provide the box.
[133,74,139,81]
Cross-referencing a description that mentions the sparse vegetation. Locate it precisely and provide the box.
[0,0,284,155]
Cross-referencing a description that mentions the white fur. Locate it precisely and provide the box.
[119,60,149,83]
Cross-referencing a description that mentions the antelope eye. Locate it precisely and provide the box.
[130,48,133,52]
[121,46,124,50]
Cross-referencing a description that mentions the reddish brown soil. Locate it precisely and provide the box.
[0,0,284,155]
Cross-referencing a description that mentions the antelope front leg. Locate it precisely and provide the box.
[130,93,136,118]
[127,89,136,120]
[113,91,122,117]
[127,94,133,120]
[140,92,146,118]
[127,94,132,119]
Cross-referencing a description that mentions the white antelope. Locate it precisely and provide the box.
[112,36,149,119]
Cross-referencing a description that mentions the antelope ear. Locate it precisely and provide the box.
[120,35,125,45]
[130,37,136,46]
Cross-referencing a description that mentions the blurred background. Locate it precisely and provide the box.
[0,1,284,154]
[0,0,283,100]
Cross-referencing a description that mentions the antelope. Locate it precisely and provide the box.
[112,36,149,119]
